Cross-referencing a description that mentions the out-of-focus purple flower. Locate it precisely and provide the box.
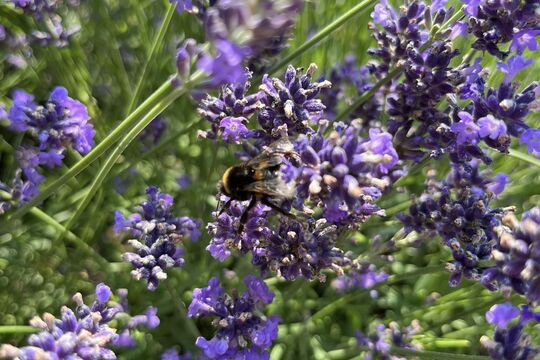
[450,21,469,40]
[198,40,251,86]
[114,186,201,291]
[319,55,383,126]
[371,0,397,26]
[202,0,303,74]
[0,283,158,359]
[11,0,60,15]
[431,0,448,12]
[188,276,279,359]
[486,303,520,328]
[497,56,533,83]
[219,117,251,143]
[520,128,540,156]
[176,174,191,189]
[487,173,509,196]
[161,348,193,360]
[365,128,399,174]
[461,0,481,16]
[451,111,480,145]
[138,115,167,149]
[478,115,507,140]
[332,261,388,292]
[8,87,94,154]
[0,104,6,120]
[489,208,540,304]
[481,304,540,360]
[510,30,540,54]
[356,321,421,359]
[170,0,193,13]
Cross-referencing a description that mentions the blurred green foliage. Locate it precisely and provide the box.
[0,0,539,358]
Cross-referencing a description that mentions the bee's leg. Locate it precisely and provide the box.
[238,197,257,234]
[218,198,233,215]
[260,198,298,221]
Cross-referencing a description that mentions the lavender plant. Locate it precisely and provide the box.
[1,0,540,359]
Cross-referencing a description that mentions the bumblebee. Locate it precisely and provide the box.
[218,138,300,233]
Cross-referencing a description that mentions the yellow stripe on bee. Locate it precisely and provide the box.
[222,167,233,194]
[254,170,264,181]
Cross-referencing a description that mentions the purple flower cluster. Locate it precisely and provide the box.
[454,79,538,160]
[206,121,399,280]
[197,71,261,143]
[295,121,398,226]
[0,87,94,211]
[11,0,61,17]
[207,198,350,281]
[188,276,279,359]
[454,0,540,58]
[0,283,159,359]
[356,321,421,360]
[0,24,32,69]
[332,260,388,293]
[398,162,513,287]
[481,303,540,360]
[368,0,539,163]
[486,208,540,304]
[10,0,79,47]
[9,87,94,155]
[197,64,330,144]
[207,198,270,262]
[258,64,330,140]
[251,219,346,281]
[114,186,201,291]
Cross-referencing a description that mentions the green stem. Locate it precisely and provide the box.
[125,2,176,115]
[508,148,540,168]
[165,281,200,340]
[268,0,377,75]
[9,80,173,221]
[0,191,108,266]
[30,207,110,268]
[328,346,490,360]
[384,200,412,217]
[111,117,201,178]
[59,86,188,238]
[309,265,442,323]
[391,347,489,360]
[0,326,37,334]
[334,66,402,122]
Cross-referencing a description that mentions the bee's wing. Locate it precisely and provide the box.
[246,138,297,169]
[243,177,296,199]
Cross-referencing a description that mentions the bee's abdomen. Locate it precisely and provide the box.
[222,166,256,200]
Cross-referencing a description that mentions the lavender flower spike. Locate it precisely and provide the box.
[188,276,279,359]
[114,186,201,291]
[0,283,159,359]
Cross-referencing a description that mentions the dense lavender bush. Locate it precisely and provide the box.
[1,0,539,359]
